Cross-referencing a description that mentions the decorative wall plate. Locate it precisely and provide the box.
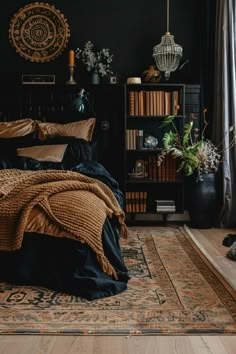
[9,2,70,63]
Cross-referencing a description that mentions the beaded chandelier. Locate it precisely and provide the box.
[153,0,183,80]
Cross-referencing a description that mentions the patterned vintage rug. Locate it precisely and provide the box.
[0,226,236,335]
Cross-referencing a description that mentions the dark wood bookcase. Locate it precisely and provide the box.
[123,83,186,223]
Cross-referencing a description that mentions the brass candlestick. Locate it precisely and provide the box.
[66,64,77,85]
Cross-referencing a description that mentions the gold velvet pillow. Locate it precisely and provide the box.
[17,144,68,162]
[37,118,96,141]
[0,119,37,138]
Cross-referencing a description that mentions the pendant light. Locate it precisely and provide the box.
[153,0,183,80]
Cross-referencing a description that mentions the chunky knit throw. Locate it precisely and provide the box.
[0,169,128,279]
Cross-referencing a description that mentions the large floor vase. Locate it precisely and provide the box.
[188,173,218,229]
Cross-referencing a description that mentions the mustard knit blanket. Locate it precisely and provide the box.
[0,169,128,279]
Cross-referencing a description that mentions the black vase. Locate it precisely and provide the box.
[187,173,219,228]
[90,70,101,85]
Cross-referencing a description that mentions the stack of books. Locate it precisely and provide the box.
[155,200,176,213]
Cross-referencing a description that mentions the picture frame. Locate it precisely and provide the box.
[108,75,119,85]
[134,159,145,178]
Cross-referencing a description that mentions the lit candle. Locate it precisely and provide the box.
[68,50,75,66]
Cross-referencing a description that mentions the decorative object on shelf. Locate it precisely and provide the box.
[144,135,158,148]
[142,65,161,83]
[66,50,77,85]
[90,69,101,85]
[68,49,75,66]
[75,41,113,82]
[108,75,119,85]
[126,77,141,84]
[128,160,145,179]
[9,2,70,63]
[135,160,145,177]
[152,0,183,80]
[21,74,56,85]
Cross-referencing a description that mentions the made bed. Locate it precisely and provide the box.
[0,117,129,300]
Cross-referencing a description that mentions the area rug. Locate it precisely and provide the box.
[0,226,236,335]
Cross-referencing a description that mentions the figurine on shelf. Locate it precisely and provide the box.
[144,135,158,148]
[142,65,161,83]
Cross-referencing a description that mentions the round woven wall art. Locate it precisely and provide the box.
[9,2,70,63]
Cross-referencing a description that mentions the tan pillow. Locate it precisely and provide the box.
[26,206,72,238]
[37,118,96,141]
[17,144,68,162]
[0,119,37,138]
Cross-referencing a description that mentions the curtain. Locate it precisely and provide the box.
[212,0,236,227]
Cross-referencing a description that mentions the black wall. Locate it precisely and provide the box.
[1,0,201,85]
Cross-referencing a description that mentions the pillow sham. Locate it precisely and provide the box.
[0,137,92,171]
[37,136,92,167]
[0,119,37,138]
[0,131,40,157]
[37,118,96,142]
[17,144,68,162]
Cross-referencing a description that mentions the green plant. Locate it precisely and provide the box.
[75,41,113,77]
[158,111,236,181]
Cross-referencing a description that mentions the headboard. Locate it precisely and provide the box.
[0,84,123,182]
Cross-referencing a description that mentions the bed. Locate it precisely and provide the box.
[0,117,129,300]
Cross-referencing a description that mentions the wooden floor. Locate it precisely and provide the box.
[0,226,236,354]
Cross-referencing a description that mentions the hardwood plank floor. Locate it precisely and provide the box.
[0,226,236,354]
[184,225,236,290]
[0,335,236,354]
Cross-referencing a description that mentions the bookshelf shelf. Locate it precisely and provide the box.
[127,148,162,153]
[126,179,182,184]
[123,83,185,222]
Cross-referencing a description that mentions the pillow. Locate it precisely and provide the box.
[17,144,68,162]
[0,131,40,157]
[37,136,92,167]
[0,119,38,138]
[37,118,96,141]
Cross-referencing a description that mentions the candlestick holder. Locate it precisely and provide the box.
[66,64,77,85]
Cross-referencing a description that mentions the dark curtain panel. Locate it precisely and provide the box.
[200,0,216,133]
[212,0,236,227]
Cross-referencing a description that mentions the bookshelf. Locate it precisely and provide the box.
[123,83,185,223]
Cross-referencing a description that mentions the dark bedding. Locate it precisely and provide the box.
[0,155,129,300]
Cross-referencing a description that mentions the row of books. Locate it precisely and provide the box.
[155,200,176,213]
[126,129,144,150]
[128,90,180,116]
[129,155,178,181]
[125,191,147,213]
[125,194,177,214]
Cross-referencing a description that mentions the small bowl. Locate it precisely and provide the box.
[127,77,142,84]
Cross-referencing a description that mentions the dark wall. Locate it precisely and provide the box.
[1,0,201,85]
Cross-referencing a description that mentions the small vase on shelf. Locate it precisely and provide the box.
[90,70,101,85]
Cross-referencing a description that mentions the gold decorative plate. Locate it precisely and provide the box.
[9,2,70,62]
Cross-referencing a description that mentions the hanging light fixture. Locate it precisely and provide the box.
[153,0,183,80]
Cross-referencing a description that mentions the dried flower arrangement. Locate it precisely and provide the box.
[75,41,113,77]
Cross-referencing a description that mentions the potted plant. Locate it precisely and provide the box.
[75,41,113,84]
[158,111,236,228]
